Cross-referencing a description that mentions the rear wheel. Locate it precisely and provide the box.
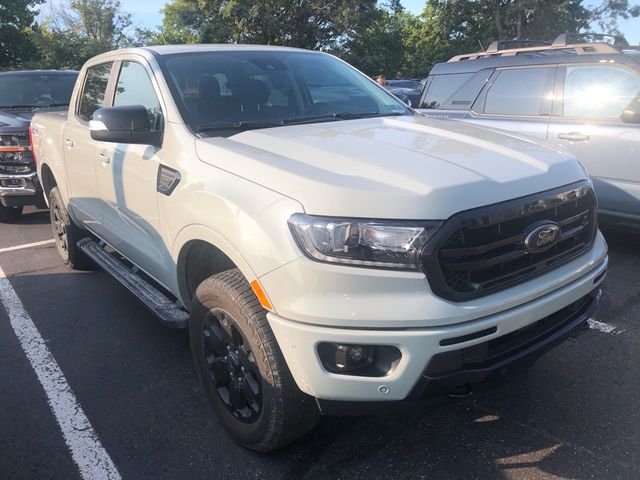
[190,269,320,452]
[0,205,23,222]
[49,187,92,270]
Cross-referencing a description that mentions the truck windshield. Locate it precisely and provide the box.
[0,74,78,110]
[159,50,412,133]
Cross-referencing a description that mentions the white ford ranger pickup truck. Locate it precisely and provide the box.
[31,45,608,452]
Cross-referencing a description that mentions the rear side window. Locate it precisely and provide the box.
[563,65,640,118]
[113,61,163,130]
[421,74,473,109]
[483,67,555,116]
[78,63,112,122]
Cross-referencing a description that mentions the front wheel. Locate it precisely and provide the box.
[190,269,320,452]
[0,205,23,222]
[49,187,92,270]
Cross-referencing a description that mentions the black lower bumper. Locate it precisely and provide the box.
[317,288,601,416]
[0,173,46,208]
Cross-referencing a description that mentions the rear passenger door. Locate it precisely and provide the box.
[547,64,640,219]
[63,62,114,228]
[468,66,557,141]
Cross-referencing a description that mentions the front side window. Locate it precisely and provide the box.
[113,61,163,130]
[563,65,640,119]
[158,51,411,134]
[483,67,555,116]
[78,63,112,122]
[421,73,473,109]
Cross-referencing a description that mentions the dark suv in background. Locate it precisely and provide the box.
[418,34,640,227]
[0,70,78,221]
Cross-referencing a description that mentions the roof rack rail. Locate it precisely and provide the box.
[448,33,622,62]
[552,32,629,49]
[485,40,550,53]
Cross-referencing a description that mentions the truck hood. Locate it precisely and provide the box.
[0,109,33,132]
[195,115,587,219]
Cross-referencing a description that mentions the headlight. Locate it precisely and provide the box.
[288,213,441,270]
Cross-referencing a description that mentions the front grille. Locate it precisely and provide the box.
[422,181,597,301]
[0,133,34,174]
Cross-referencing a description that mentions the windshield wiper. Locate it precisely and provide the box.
[196,120,283,132]
[282,111,408,126]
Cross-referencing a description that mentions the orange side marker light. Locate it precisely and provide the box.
[251,280,273,311]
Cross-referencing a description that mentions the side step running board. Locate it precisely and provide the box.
[78,238,189,328]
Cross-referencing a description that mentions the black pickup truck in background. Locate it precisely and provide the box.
[0,70,78,221]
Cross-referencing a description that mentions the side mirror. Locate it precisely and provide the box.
[89,105,162,145]
[622,95,640,124]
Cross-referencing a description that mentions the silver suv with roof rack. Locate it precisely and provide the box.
[418,33,640,227]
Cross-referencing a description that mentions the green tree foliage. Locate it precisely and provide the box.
[156,0,378,48]
[4,0,640,76]
[35,0,136,69]
[0,0,44,68]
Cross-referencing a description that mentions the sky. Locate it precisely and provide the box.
[41,0,640,45]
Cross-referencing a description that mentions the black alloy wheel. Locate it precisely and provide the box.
[201,308,262,422]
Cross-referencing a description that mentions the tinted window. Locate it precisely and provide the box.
[160,51,410,133]
[483,67,555,116]
[78,63,112,121]
[0,74,77,109]
[421,74,472,109]
[114,61,162,130]
[563,65,640,118]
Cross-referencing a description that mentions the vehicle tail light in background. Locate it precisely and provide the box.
[28,125,37,166]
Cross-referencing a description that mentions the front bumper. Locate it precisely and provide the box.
[0,172,45,208]
[266,248,607,403]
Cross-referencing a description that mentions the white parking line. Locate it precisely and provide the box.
[0,264,121,480]
[587,318,624,335]
[0,239,55,254]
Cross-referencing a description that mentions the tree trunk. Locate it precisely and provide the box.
[516,0,523,39]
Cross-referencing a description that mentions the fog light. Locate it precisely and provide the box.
[317,343,402,377]
[318,343,374,373]
[335,344,373,370]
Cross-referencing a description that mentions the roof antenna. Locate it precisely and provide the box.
[478,40,485,52]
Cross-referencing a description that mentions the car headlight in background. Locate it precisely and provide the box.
[288,213,441,270]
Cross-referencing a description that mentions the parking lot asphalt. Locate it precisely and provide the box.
[0,207,639,480]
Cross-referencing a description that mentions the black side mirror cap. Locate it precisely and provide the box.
[90,105,162,145]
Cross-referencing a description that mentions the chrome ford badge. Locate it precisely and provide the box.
[524,223,561,253]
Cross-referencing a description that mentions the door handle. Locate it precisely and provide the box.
[65,138,74,147]
[557,132,590,142]
[98,152,111,165]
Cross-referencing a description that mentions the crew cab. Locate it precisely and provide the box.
[32,45,608,452]
[0,70,77,221]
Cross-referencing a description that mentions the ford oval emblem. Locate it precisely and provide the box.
[524,223,561,253]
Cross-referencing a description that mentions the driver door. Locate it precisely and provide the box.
[94,60,167,282]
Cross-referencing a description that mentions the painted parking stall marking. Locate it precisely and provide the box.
[0,263,121,480]
[0,239,55,254]
[587,318,624,335]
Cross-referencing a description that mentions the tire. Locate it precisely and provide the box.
[49,187,93,270]
[0,205,23,222]
[190,269,320,452]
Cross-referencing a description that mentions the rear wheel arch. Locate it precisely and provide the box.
[40,164,58,204]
